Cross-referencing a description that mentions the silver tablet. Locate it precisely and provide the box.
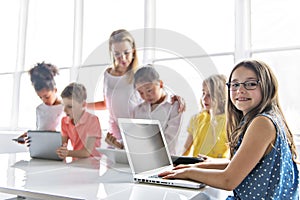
[27,130,63,161]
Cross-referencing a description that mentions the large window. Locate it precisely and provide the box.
[0,0,299,138]
[156,0,234,54]
[24,0,74,70]
[251,0,300,49]
[82,0,144,65]
[0,0,19,73]
[251,0,300,133]
[252,51,300,133]
[0,75,13,128]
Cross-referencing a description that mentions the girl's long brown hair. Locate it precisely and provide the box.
[226,60,299,163]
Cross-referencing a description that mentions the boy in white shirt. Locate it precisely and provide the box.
[131,65,182,155]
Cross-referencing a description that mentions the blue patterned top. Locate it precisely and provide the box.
[226,112,299,200]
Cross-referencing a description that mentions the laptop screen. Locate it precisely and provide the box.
[118,118,172,174]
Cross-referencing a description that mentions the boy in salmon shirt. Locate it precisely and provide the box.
[56,82,102,159]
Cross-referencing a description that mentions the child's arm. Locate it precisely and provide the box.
[160,115,276,190]
[86,100,106,110]
[182,115,197,156]
[182,134,193,156]
[68,136,97,158]
[171,95,186,113]
[56,136,69,159]
[57,136,97,159]
[13,132,28,144]
[164,102,183,155]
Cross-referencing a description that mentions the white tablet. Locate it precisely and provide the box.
[97,147,128,164]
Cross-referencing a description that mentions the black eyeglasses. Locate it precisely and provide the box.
[226,80,260,91]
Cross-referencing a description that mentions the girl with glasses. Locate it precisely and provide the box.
[159,60,299,199]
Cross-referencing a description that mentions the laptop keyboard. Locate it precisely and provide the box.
[148,174,161,179]
[134,175,171,185]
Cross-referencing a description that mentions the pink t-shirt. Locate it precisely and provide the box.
[61,111,102,157]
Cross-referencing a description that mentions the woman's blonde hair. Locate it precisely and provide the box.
[226,60,298,163]
[109,29,139,83]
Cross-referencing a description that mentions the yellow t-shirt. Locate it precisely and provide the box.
[184,111,229,158]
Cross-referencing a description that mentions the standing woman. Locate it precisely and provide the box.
[87,29,140,147]
[88,29,185,148]
[160,60,299,199]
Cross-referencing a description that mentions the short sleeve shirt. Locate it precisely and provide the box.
[36,103,64,131]
[61,111,102,157]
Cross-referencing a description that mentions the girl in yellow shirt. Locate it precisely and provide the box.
[183,74,229,158]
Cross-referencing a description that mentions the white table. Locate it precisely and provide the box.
[0,152,231,200]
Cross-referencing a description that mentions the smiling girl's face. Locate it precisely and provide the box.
[230,66,262,115]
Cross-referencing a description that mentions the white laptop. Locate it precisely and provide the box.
[118,118,205,189]
[27,130,63,161]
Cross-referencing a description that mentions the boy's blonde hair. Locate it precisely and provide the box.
[61,82,87,103]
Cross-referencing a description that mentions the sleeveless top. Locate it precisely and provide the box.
[226,112,299,200]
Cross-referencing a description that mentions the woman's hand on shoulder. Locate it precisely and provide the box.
[171,95,186,113]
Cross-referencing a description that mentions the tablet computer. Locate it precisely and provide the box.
[27,130,63,161]
[97,147,128,164]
